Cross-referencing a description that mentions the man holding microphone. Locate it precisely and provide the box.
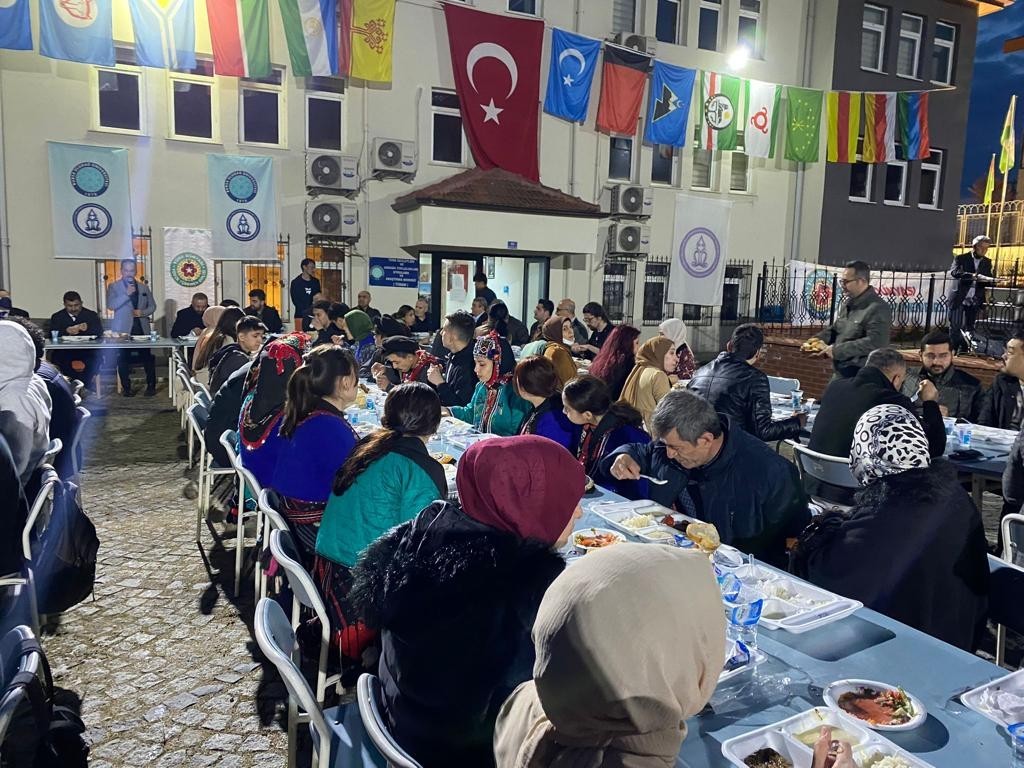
[106,259,157,396]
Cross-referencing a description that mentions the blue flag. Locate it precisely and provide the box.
[644,61,697,147]
[0,0,32,51]
[543,29,601,124]
[39,0,115,66]
[128,0,196,70]
[208,154,278,261]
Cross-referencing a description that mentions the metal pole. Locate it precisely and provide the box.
[829,273,838,325]
[925,275,934,331]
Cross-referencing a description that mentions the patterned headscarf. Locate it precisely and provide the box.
[473,332,514,432]
[849,404,931,486]
[240,332,312,448]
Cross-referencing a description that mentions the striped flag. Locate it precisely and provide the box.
[128,0,196,70]
[207,0,271,78]
[984,154,996,206]
[700,71,742,151]
[338,0,353,76]
[826,91,862,163]
[862,92,897,164]
[1000,95,1016,174]
[898,92,930,160]
[278,0,337,76]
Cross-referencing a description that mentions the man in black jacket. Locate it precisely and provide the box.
[427,311,477,407]
[809,347,945,458]
[290,258,321,330]
[529,299,554,341]
[901,329,983,421]
[688,323,805,442]
[48,291,104,388]
[602,388,809,566]
[245,289,283,334]
[980,329,1024,431]
[169,293,209,338]
[949,235,995,354]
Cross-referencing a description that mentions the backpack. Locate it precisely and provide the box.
[33,482,98,615]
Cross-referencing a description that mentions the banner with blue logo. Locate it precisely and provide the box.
[207,154,277,261]
[644,61,696,147]
[0,0,32,51]
[48,142,132,260]
[128,0,197,70]
[369,257,418,288]
[543,28,601,124]
[668,194,731,307]
[39,0,115,65]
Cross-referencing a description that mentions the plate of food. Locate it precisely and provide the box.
[961,668,1024,727]
[824,680,925,731]
[801,337,828,354]
[131,334,152,341]
[431,452,456,465]
[572,527,625,553]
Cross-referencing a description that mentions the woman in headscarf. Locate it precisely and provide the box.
[619,336,677,432]
[514,356,580,453]
[448,332,530,435]
[0,320,51,484]
[191,305,228,376]
[589,324,641,400]
[494,543,726,768]
[791,404,989,651]
[659,318,697,382]
[341,308,376,372]
[350,435,586,767]
[540,315,578,388]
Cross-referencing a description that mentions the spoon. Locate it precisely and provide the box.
[639,474,668,485]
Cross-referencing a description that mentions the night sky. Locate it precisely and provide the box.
[962,4,1024,201]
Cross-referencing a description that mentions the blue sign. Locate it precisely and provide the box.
[369,257,419,288]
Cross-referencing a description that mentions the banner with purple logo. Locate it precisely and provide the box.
[667,194,732,306]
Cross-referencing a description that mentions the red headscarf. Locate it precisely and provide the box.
[456,435,585,544]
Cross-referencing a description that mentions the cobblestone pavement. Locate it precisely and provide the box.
[42,390,289,768]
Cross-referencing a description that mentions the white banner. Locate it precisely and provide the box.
[164,227,214,315]
[668,194,732,306]
[207,154,277,261]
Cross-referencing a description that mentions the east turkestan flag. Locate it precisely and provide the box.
[744,80,780,158]
[128,0,196,70]
[644,61,696,148]
[39,0,115,65]
[278,0,338,76]
[0,0,32,51]
[543,28,601,124]
[700,72,742,151]
[350,0,396,83]
[207,0,271,78]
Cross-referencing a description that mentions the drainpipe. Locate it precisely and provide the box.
[0,73,9,290]
[789,0,816,263]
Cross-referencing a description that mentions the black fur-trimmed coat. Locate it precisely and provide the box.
[350,501,565,768]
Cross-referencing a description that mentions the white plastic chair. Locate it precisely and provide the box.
[768,376,801,397]
[257,489,292,598]
[69,406,91,481]
[0,626,44,744]
[356,674,423,768]
[40,439,62,468]
[176,368,196,430]
[220,429,263,596]
[996,513,1024,666]
[190,412,234,544]
[787,441,859,513]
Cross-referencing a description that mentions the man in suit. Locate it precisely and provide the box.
[48,290,104,388]
[106,259,157,396]
[245,289,283,333]
[949,235,995,354]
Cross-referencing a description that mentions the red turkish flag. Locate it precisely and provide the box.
[443,4,543,182]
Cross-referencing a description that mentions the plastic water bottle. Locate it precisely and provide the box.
[724,587,764,654]
[1009,722,1024,767]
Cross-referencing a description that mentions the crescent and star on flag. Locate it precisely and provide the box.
[467,42,519,125]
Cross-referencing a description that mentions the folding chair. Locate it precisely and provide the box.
[176,368,196,431]
[356,674,423,768]
[194,389,212,410]
[256,488,292,598]
[768,376,801,397]
[0,625,45,745]
[787,441,859,514]
[189,377,210,404]
[69,406,91,479]
[190,410,234,544]
[40,439,62,468]
[996,513,1024,667]
[219,430,263,596]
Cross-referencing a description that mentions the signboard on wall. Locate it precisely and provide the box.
[369,257,418,288]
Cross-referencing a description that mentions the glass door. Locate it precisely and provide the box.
[437,257,478,318]
[524,257,549,320]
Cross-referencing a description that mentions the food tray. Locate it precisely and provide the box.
[634,525,679,544]
[824,679,927,732]
[446,432,501,450]
[721,707,935,768]
[961,668,1024,727]
[737,568,862,634]
[589,500,675,536]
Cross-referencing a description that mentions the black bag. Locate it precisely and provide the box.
[33,482,98,615]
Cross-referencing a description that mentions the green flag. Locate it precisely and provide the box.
[700,72,744,151]
[984,154,996,206]
[1000,95,1016,174]
[784,86,823,163]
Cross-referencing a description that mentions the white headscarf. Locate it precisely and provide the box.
[0,321,52,483]
[658,318,688,350]
[849,404,931,486]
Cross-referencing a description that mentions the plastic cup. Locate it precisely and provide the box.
[790,389,803,409]
[1009,722,1024,766]
[956,423,973,450]
[51,330,59,343]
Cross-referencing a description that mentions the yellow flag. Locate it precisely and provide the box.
[984,153,996,206]
[350,0,396,83]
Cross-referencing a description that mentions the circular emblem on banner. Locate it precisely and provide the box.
[678,227,721,279]
[704,94,735,130]
[803,269,835,322]
[303,17,323,36]
[72,204,112,239]
[225,171,258,203]
[170,252,208,288]
[70,162,109,197]
[370,265,386,281]
[0,0,19,9]
[54,0,100,27]
[226,209,260,242]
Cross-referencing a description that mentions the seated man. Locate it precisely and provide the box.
[426,311,477,407]
[601,388,809,566]
[980,330,1024,431]
[0,289,29,319]
[245,289,283,334]
[170,293,209,338]
[901,329,982,421]
[809,347,945,458]
[371,336,439,391]
[688,323,805,442]
[327,302,351,342]
[48,291,104,388]
[470,297,488,327]
[309,299,335,347]
[209,315,267,393]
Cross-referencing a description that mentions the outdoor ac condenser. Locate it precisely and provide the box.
[607,223,650,256]
[306,201,359,240]
[306,153,359,196]
[372,138,418,176]
[612,31,657,56]
[602,184,653,218]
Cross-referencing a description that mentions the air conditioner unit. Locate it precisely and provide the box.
[602,184,653,218]
[372,138,418,176]
[612,31,657,56]
[306,201,359,240]
[608,223,650,256]
[306,153,359,195]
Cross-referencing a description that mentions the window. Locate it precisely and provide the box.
[168,60,218,142]
[642,262,672,326]
[306,93,343,150]
[508,0,538,15]
[919,149,944,209]
[849,157,874,203]
[737,0,762,56]
[691,148,714,190]
[884,145,907,206]
[431,89,466,165]
[698,0,722,51]
[730,152,750,193]
[609,137,634,181]
[90,66,144,134]
[861,4,887,72]
[240,69,285,147]
[897,13,923,79]
[612,0,637,33]
[933,21,957,85]
[651,145,675,185]
[656,0,680,44]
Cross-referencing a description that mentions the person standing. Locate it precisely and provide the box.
[245,289,284,333]
[170,293,209,338]
[806,260,892,379]
[48,290,104,388]
[949,235,995,354]
[473,272,497,306]
[106,259,157,396]
[356,290,382,322]
[290,258,321,330]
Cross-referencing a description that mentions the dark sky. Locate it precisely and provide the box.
[961,4,1024,201]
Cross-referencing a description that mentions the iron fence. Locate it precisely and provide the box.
[956,200,1024,248]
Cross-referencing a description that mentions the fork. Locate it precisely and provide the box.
[639,474,668,485]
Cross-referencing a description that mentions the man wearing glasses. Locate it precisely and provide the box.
[808,260,892,379]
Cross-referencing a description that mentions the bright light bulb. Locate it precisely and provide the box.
[728,46,751,71]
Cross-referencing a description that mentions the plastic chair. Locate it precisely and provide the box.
[194,389,212,410]
[191,415,234,544]
[255,598,384,768]
[356,674,423,768]
[40,439,62,468]
[185,402,208,470]
[996,513,1024,666]
[68,406,91,480]
[787,441,859,513]
[220,430,263,597]
[256,489,292,598]
[0,626,44,744]
[768,376,801,397]
[189,377,211,403]
[269,529,340,705]
[175,368,196,430]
